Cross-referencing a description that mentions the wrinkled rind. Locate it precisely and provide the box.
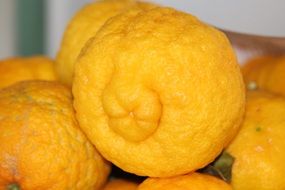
[73,7,245,177]
[0,81,110,190]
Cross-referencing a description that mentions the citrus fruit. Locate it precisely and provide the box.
[0,56,57,89]
[242,56,274,82]
[227,90,285,190]
[0,81,110,190]
[137,173,232,190]
[56,0,155,85]
[243,55,285,96]
[102,179,138,190]
[73,7,245,177]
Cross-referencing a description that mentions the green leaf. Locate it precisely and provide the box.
[7,184,20,190]
[201,151,235,183]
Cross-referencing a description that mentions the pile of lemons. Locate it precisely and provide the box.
[0,1,284,190]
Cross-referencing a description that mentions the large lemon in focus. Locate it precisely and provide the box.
[137,173,232,190]
[0,81,110,190]
[0,56,57,89]
[56,0,155,85]
[227,91,285,190]
[73,7,245,177]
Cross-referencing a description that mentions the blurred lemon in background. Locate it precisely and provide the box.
[243,55,285,96]
[0,56,57,89]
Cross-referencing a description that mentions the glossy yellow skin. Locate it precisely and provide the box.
[137,173,232,190]
[0,56,57,89]
[227,91,285,190]
[0,81,110,190]
[101,179,138,190]
[243,56,285,96]
[56,0,155,86]
[73,7,245,177]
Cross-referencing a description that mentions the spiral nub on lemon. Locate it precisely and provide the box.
[137,173,232,190]
[73,7,245,177]
[227,91,285,190]
[0,56,57,89]
[56,0,155,85]
[0,81,110,190]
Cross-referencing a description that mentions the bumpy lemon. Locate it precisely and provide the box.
[0,81,110,190]
[73,7,245,177]
[102,179,138,190]
[137,173,232,190]
[243,55,285,95]
[0,56,57,89]
[56,0,155,85]
[227,91,285,190]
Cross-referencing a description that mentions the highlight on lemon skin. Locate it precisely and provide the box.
[0,81,110,190]
[73,6,245,177]
[0,56,57,89]
[226,90,285,190]
[56,0,155,86]
[137,173,232,190]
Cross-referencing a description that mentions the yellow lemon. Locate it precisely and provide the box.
[0,81,110,190]
[56,0,155,85]
[73,7,245,177]
[243,55,285,96]
[0,56,57,89]
[227,91,285,190]
[137,173,232,190]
